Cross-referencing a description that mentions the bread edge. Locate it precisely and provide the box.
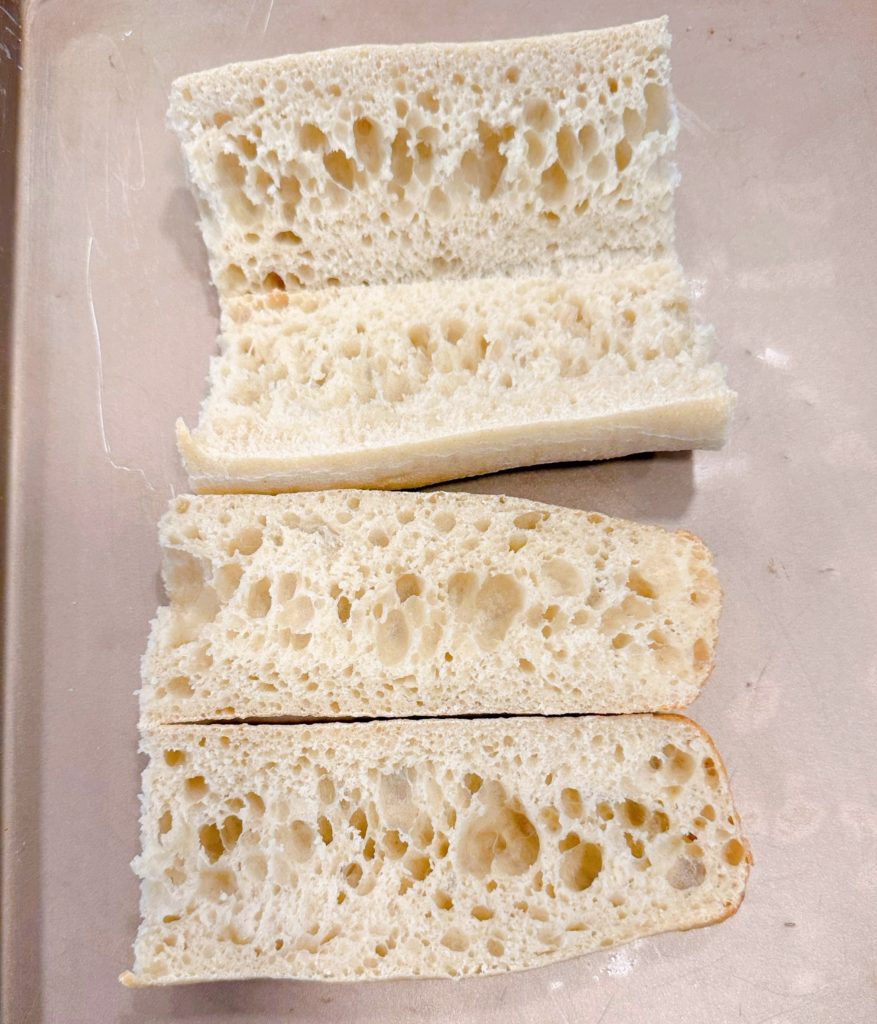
[168,17,670,109]
[176,392,736,493]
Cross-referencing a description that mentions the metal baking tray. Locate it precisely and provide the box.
[3,1,875,1021]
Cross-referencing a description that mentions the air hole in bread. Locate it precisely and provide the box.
[395,573,423,602]
[540,806,561,832]
[513,511,543,530]
[349,807,368,840]
[376,610,409,665]
[560,788,583,818]
[246,578,272,618]
[693,638,710,663]
[246,791,265,815]
[554,125,579,171]
[539,161,568,205]
[441,927,469,952]
[587,153,608,181]
[353,117,384,173]
[389,128,413,196]
[299,123,327,151]
[214,563,244,601]
[561,841,602,891]
[434,890,453,910]
[282,820,315,862]
[545,558,584,596]
[215,152,257,224]
[227,528,262,556]
[723,838,746,866]
[336,595,351,623]
[662,744,695,782]
[278,594,312,630]
[184,775,208,800]
[323,150,356,190]
[384,829,408,859]
[523,98,552,132]
[475,574,524,645]
[623,799,648,827]
[464,773,483,795]
[627,569,656,599]
[624,832,645,859]
[167,676,193,698]
[262,271,285,291]
[404,852,432,881]
[199,823,225,863]
[623,106,645,143]
[368,527,389,547]
[666,855,705,890]
[644,82,671,134]
[433,511,456,533]
[558,831,580,852]
[317,815,333,845]
[615,139,632,173]
[459,785,539,878]
[317,776,335,804]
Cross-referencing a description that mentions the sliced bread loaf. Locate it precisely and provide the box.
[178,260,734,491]
[141,491,720,724]
[122,715,750,985]
[168,18,678,298]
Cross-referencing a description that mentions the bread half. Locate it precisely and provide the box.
[122,715,750,985]
[177,260,735,492]
[168,18,678,298]
[141,491,721,724]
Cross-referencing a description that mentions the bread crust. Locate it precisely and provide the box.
[178,395,733,492]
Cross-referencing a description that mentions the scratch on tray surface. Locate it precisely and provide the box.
[675,100,716,139]
[262,0,276,34]
[85,234,155,492]
[751,1006,797,1024]
[0,4,18,28]
[543,976,572,1023]
[110,115,146,249]
[595,991,616,1024]
[0,0,20,66]
[112,116,146,194]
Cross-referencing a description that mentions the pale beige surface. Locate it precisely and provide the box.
[3,1,877,1022]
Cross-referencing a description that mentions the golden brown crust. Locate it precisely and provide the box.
[656,712,754,882]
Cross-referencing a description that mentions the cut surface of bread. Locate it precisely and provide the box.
[141,491,721,724]
[123,715,750,985]
[178,260,735,492]
[168,18,678,298]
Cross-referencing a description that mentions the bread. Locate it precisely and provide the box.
[170,19,735,490]
[168,18,678,298]
[141,491,721,724]
[122,714,750,985]
[177,259,735,492]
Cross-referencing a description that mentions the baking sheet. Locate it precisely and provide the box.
[3,1,876,1021]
